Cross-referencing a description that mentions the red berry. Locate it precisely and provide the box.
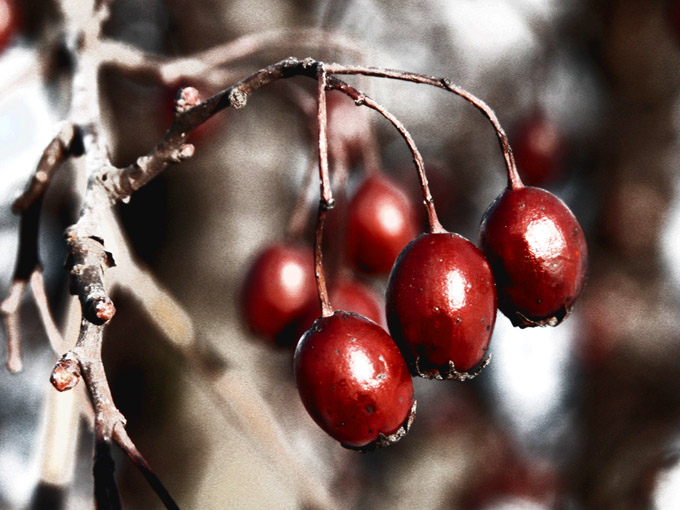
[386,232,497,377]
[240,243,317,341]
[346,173,420,274]
[296,278,387,339]
[0,0,17,52]
[294,311,415,450]
[511,113,563,187]
[479,186,588,328]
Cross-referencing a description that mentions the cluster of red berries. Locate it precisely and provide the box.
[239,96,587,451]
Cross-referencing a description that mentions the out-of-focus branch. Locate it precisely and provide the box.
[327,77,443,233]
[0,123,75,372]
[98,28,367,84]
[12,123,78,214]
[1,280,26,372]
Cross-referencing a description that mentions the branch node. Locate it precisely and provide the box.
[171,144,195,162]
[228,88,248,109]
[321,198,336,211]
[302,57,317,68]
[92,296,116,323]
[50,353,82,392]
[175,86,200,113]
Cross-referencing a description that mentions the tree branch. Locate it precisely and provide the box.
[1,123,76,372]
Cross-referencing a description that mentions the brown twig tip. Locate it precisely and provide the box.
[91,296,116,324]
[50,355,81,392]
[170,144,195,163]
[7,354,23,374]
[175,86,200,113]
[179,144,195,159]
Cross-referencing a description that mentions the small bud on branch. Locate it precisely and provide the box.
[51,355,82,392]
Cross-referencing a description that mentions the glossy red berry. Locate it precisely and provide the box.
[346,173,420,274]
[511,113,563,187]
[479,186,587,328]
[386,232,497,377]
[296,278,387,339]
[294,311,415,450]
[240,243,317,341]
[0,0,17,52]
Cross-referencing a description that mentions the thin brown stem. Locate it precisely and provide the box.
[328,78,444,233]
[317,67,334,208]
[314,205,333,318]
[98,59,317,202]
[323,63,523,189]
[315,66,334,317]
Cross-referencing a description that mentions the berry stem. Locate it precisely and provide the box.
[328,78,445,234]
[315,66,334,317]
[324,63,524,190]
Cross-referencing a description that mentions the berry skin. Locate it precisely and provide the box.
[386,232,497,377]
[294,311,415,450]
[240,243,317,341]
[346,173,420,274]
[479,186,587,328]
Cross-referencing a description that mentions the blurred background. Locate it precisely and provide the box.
[1,0,680,508]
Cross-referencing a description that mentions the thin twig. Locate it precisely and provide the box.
[30,269,67,352]
[0,123,76,371]
[315,65,334,317]
[328,77,444,233]
[0,280,26,373]
[322,63,522,189]
[12,123,77,213]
